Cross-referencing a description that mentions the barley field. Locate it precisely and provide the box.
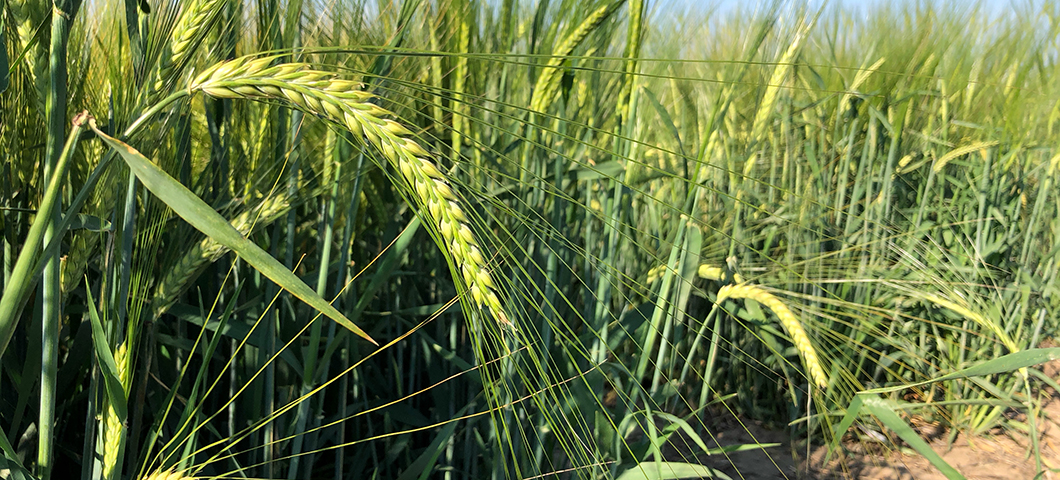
[2,0,1059,479]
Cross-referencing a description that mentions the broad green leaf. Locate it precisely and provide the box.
[0,425,24,473]
[393,302,460,316]
[186,283,243,405]
[88,119,376,345]
[320,216,421,362]
[706,442,782,454]
[861,348,1060,395]
[571,160,624,181]
[644,409,663,463]
[164,285,249,459]
[486,160,624,197]
[350,217,421,319]
[643,87,685,157]
[832,350,1060,466]
[165,303,303,373]
[828,394,864,462]
[422,336,478,383]
[1029,368,1060,394]
[616,462,732,480]
[612,301,653,351]
[674,222,702,320]
[85,281,128,421]
[861,396,965,480]
[0,454,31,480]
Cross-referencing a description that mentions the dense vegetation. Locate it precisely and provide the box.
[2,0,1059,479]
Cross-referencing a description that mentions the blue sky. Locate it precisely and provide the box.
[654,0,1031,20]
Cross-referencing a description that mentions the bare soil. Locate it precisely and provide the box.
[664,360,1060,479]
[662,397,1060,480]
[805,400,1060,480]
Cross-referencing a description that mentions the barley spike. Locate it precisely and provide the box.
[9,0,50,117]
[717,283,828,388]
[188,59,511,329]
[101,342,130,480]
[148,0,228,103]
[529,0,624,113]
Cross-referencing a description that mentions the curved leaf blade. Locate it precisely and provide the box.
[862,348,1060,395]
[88,118,376,345]
[84,280,128,421]
[861,396,966,480]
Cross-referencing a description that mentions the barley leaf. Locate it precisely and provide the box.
[88,119,378,346]
[68,214,112,232]
[861,348,1060,395]
[321,216,420,362]
[861,396,965,480]
[829,392,864,461]
[643,88,684,157]
[85,280,128,420]
[350,217,421,321]
[0,425,23,471]
[0,453,31,480]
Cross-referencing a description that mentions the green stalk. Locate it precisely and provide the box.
[294,122,343,480]
[284,15,313,477]
[38,0,81,474]
[833,117,859,236]
[262,150,283,480]
[589,0,644,404]
[631,219,685,404]
[332,146,363,480]
[0,112,88,478]
[260,12,288,473]
[973,148,994,260]
[25,93,183,480]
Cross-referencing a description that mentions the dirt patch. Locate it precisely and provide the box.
[800,360,1060,480]
[676,401,1060,479]
[802,423,1059,480]
[673,414,800,480]
[668,360,1060,479]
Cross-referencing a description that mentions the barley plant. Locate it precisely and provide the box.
[2,1,1059,480]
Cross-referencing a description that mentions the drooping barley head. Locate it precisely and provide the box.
[717,283,827,388]
[186,57,511,330]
